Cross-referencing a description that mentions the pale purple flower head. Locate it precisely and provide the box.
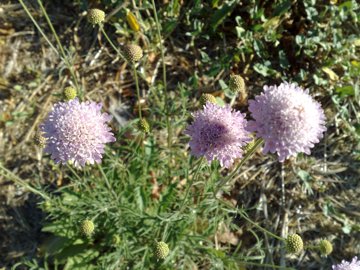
[332,256,360,270]
[41,98,116,167]
[247,82,326,162]
[185,102,251,168]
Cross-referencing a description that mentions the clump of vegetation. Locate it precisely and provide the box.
[0,0,359,269]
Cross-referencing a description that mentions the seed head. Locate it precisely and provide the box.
[34,131,46,148]
[319,239,333,256]
[81,219,95,237]
[229,75,246,93]
[123,44,143,63]
[138,118,150,134]
[154,241,169,260]
[87,8,105,25]
[286,234,303,254]
[63,86,77,101]
[200,93,217,106]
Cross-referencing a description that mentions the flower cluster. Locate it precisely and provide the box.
[41,98,115,167]
[186,82,326,165]
[185,102,251,168]
[332,256,360,270]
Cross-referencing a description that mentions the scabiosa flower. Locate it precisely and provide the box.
[332,257,360,270]
[41,98,116,167]
[185,102,251,168]
[248,82,326,162]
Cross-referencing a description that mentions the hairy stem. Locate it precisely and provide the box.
[133,65,142,118]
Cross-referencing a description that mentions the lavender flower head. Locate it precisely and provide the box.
[332,256,360,270]
[185,102,251,168]
[247,82,326,162]
[41,98,116,167]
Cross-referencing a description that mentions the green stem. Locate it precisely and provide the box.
[238,210,285,241]
[97,164,118,201]
[18,0,59,54]
[37,0,80,91]
[150,0,172,181]
[100,26,125,60]
[215,138,263,193]
[133,65,142,118]
[100,26,148,83]
[179,158,204,211]
[0,163,50,200]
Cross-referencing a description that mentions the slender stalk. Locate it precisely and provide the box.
[133,65,142,118]
[179,158,204,211]
[36,0,80,91]
[150,0,172,180]
[215,138,263,193]
[100,26,148,83]
[0,163,50,200]
[238,210,285,241]
[97,164,118,201]
[18,0,59,54]
[100,26,125,59]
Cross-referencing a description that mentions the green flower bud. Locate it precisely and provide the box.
[229,74,245,93]
[286,234,303,254]
[319,239,333,256]
[63,86,77,101]
[138,118,150,134]
[111,234,121,246]
[154,241,169,260]
[34,131,46,148]
[81,219,95,237]
[42,200,52,212]
[87,9,105,25]
[200,93,217,106]
[123,44,143,63]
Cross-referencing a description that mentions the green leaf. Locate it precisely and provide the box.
[335,85,354,97]
[40,236,72,255]
[273,0,291,16]
[209,2,236,31]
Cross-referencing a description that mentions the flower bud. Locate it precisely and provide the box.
[111,234,121,246]
[229,74,246,94]
[63,86,77,101]
[81,219,95,237]
[319,239,333,256]
[87,9,105,25]
[154,241,169,260]
[200,93,216,106]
